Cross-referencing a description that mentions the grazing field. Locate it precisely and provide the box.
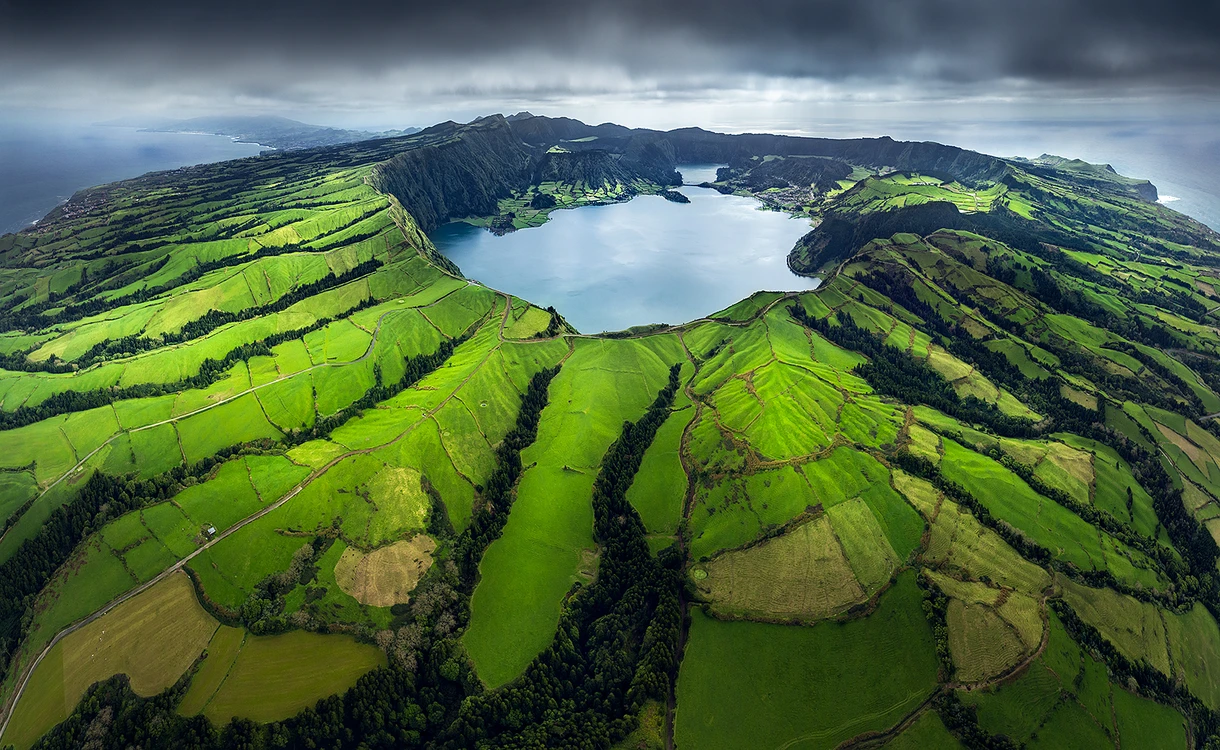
[883,710,963,749]
[625,404,693,538]
[5,574,217,750]
[675,573,939,750]
[333,535,436,607]
[693,516,867,622]
[1163,603,1220,710]
[1059,575,1172,675]
[197,630,385,723]
[938,438,1164,590]
[963,609,1186,747]
[1112,685,1189,749]
[177,626,246,718]
[464,337,682,688]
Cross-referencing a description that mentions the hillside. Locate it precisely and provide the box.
[0,114,1217,749]
[143,115,422,151]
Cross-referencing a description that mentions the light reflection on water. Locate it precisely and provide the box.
[430,179,817,334]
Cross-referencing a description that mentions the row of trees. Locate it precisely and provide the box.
[453,366,560,586]
[0,335,466,691]
[789,302,1037,437]
[0,296,380,431]
[27,359,687,748]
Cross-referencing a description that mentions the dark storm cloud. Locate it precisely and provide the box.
[0,0,1217,114]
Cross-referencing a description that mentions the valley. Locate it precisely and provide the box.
[0,112,1217,749]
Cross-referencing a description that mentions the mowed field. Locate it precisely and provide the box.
[5,574,217,750]
[190,630,385,724]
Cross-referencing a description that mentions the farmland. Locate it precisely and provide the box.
[0,113,1216,749]
[191,630,385,724]
[674,574,939,750]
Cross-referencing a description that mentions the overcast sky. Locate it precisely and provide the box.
[1,0,1217,131]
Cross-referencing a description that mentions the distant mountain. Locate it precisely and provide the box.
[141,115,421,151]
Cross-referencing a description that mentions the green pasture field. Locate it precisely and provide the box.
[23,539,138,660]
[464,337,682,688]
[964,608,1186,748]
[304,318,372,365]
[312,358,375,417]
[1059,575,1172,675]
[434,398,496,486]
[1163,603,1220,710]
[503,305,552,339]
[625,404,694,538]
[361,465,430,547]
[1056,433,1160,536]
[882,710,962,749]
[372,418,477,532]
[175,460,265,532]
[939,439,1164,590]
[177,393,283,464]
[419,283,496,338]
[1112,685,1189,749]
[674,572,938,750]
[198,630,385,724]
[169,363,252,417]
[189,517,310,609]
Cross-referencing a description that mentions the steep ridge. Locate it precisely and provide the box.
[368,116,533,233]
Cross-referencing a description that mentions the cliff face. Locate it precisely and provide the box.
[531,150,635,186]
[369,116,532,232]
[725,155,854,192]
[663,130,1010,186]
[371,116,682,232]
[506,116,1013,188]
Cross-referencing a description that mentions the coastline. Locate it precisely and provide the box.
[0,125,264,235]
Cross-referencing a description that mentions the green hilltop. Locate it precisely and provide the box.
[0,113,1217,748]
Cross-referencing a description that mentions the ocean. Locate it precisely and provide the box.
[0,123,264,235]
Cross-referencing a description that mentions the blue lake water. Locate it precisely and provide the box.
[0,123,264,234]
[430,180,818,333]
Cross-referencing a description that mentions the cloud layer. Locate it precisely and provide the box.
[1,0,1217,122]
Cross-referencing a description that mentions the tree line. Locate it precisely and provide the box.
[27,363,687,749]
[0,296,379,431]
[788,302,1037,438]
[854,265,1220,599]
[0,335,465,691]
